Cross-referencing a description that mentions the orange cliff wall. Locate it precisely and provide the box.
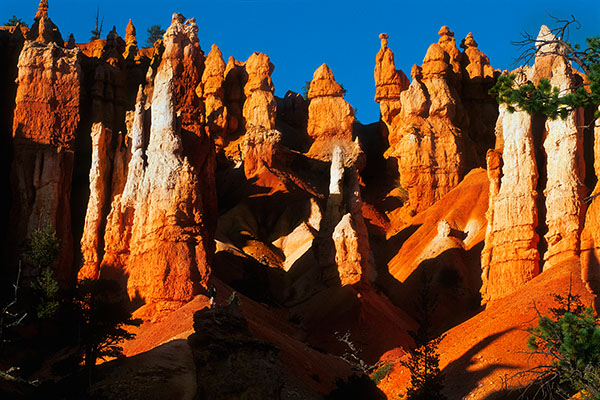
[375,27,497,219]
[9,38,81,284]
[78,14,217,316]
[481,26,588,303]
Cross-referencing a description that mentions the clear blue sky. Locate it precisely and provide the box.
[2,0,599,123]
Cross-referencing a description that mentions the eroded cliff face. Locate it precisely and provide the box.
[307,64,355,160]
[376,28,477,216]
[199,44,228,147]
[10,35,81,284]
[480,102,540,302]
[78,14,217,316]
[243,52,276,131]
[481,26,587,303]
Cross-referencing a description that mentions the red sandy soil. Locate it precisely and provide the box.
[122,278,353,395]
[387,168,489,282]
[377,258,594,399]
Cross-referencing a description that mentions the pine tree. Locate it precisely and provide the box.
[490,16,600,123]
[525,290,600,399]
[25,222,61,319]
[73,279,141,380]
[90,6,103,41]
[4,16,28,28]
[400,272,447,400]
[145,25,165,47]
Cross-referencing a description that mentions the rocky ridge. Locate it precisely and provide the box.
[3,5,600,399]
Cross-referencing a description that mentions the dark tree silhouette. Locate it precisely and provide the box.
[73,279,140,383]
[145,25,165,47]
[490,15,600,124]
[4,16,28,28]
[90,6,104,40]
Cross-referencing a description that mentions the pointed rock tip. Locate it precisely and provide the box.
[136,85,146,103]
[537,24,555,40]
[411,64,422,79]
[126,19,136,34]
[438,25,454,37]
[460,32,478,49]
[313,63,335,80]
[210,43,222,54]
[171,13,185,25]
[36,0,49,20]
[379,33,389,49]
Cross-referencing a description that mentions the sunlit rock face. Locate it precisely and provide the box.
[242,51,276,131]
[480,102,540,303]
[377,28,470,215]
[79,14,217,315]
[482,26,586,303]
[10,34,81,284]
[306,63,355,161]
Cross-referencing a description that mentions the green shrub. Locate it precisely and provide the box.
[370,362,394,385]
[32,267,59,319]
[525,290,600,399]
[25,222,61,270]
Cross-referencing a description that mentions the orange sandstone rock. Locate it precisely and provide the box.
[306,64,355,160]
[377,30,469,215]
[27,0,63,45]
[242,52,276,130]
[223,56,246,135]
[199,44,228,145]
[123,19,138,60]
[374,33,408,132]
[10,39,81,284]
[91,14,216,314]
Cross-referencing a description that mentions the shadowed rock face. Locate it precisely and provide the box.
[582,112,600,305]
[481,26,587,303]
[188,302,283,400]
[10,38,81,284]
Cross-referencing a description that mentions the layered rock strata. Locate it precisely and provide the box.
[482,26,586,302]
[376,28,470,214]
[306,64,355,160]
[242,52,276,131]
[10,38,81,284]
[81,14,216,313]
[198,44,228,146]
